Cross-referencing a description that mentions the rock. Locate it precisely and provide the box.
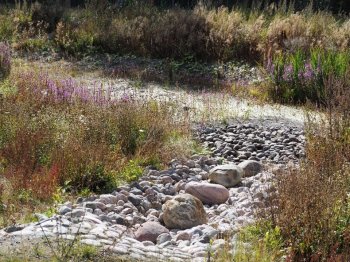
[59,206,72,215]
[69,209,86,218]
[35,213,48,221]
[4,225,25,233]
[135,222,169,243]
[157,233,172,244]
[209,164,242,187]
[143,241,155,246]
[175,181,186,192]
[84,202,107,211]
[238,160,262,177]
[176,231,192,241]
[162,194,207,229]
[185,182,229,205]
[128,194,142,206]
[99,194,119,204]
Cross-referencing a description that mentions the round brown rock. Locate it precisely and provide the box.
[162,194,207,229]
[238,160,262,177]
[185,182,229,205]
[209,164,243,187]
[135,221,169,243]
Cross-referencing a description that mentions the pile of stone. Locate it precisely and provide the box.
[0,122,304,261]
[0,157,275,261]
[198,123,305,164]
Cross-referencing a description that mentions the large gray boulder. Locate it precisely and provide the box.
[135,221,169,243]
[162,194,207,229]
[209,164,243,187]
[238,160,263,177]
[185,182,229,205]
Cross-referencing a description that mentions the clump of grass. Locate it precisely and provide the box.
[217,61,350,262]
[215,221,284,262]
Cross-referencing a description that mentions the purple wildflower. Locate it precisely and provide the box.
[283,65,293,81]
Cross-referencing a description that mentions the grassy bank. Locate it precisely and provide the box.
[0,49,193,227]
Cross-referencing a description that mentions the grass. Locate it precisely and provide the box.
[0,237,128,262]
[0,1,348,64]
[0,52,191,227]
[270,73,350,259]
[216,70,350,261]
[1,2,350,261]
[1,1,349,105]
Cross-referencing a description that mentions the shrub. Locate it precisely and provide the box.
[0,42,11,80]
[215,221,284,262]
[270,71,350,260]
[1,2,350,64]
[31,1,64,33]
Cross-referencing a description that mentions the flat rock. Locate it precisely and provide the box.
[185,182,229,205]
[162,194,207,229]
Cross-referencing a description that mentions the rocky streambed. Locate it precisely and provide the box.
[0,122,305,261]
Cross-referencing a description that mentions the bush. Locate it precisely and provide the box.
[0,42,11,80]
[269,71,350,260]
[31,1,64,33]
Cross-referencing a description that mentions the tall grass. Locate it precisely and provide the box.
[0,64,190,226]
[269,71,350,260]
[0,2,349,63]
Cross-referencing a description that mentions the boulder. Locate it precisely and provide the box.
[238,160,262,177]
[135,221,169,243]
[209,164,243,187]
[185,182,229,205]
[162,194,207,229]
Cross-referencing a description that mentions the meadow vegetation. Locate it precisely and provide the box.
[0,45,191,226]
[216,66,350,261]
[1,1,350,103]
[0,1,350,261]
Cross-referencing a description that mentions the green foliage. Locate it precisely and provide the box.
[0,68,188,228]
[215,221,284,262]
[0,14,14,42]
[267,49,350,104]
[233,222,284,262]
[271,72,350,260]
[116,159,143,183]
[66,164,118,194]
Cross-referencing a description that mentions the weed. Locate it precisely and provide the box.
[0,42,11,80]
[0,67,189,227]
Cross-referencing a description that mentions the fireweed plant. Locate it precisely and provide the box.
[267,49,350,105]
